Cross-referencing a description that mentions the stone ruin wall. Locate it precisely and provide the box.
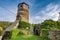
[48,30,60,40]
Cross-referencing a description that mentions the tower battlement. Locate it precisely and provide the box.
[18,2,29,7]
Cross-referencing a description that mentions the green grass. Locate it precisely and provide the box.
[10,29,49,40]
[10,35,49,40]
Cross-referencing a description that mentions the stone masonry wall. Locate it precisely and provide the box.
[48,30,60,40]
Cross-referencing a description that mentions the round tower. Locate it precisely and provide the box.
[16,2,29,22]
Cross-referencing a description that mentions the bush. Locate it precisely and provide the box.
[41,30,49,38]
[10,28,19,38]
[19,29,28,35]
[0,27,3,31]
[18,21,30,29]
[42,30,49,40]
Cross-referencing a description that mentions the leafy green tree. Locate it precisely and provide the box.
[40,19,60,30]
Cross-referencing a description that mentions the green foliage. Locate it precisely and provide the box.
[0,27,3,31]
[10,28,19,38]
[41,30,50,40]
[18,21,30,29]
[42,30,48,38]
[0,21,12,30]
[40,19,60,30]
[19,29,28,35]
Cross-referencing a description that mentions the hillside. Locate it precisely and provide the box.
[0,21,12,30]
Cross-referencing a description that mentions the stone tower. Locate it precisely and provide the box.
[16,2,29,22]
[58,12,60,22]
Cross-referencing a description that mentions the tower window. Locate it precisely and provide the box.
[20,5,22,7]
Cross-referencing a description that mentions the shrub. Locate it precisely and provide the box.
[41,30,50,40]
[19,29,28,35]
[18,21,30,29]
[0,27,3,31]
[41,30,49,38]
[10,28,19,38]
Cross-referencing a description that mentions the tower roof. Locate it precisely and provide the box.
[18,2,29,7]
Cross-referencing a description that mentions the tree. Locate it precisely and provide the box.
[40,19,60,30]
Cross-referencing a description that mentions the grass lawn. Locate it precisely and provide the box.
[10,35,49,40]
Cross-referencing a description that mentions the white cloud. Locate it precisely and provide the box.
[42,3,59,21]
[30,3,60,24]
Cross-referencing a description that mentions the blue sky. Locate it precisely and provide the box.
[0,0,60,24]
